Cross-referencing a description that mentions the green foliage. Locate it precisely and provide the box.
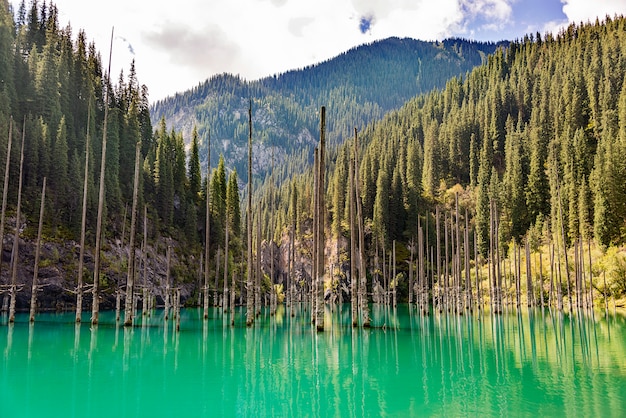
[151,38,502,187]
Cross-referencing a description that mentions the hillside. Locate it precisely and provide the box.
[150,37,505,183]
[309,16,626,303]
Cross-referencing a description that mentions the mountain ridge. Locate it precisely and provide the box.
[149,36,507,183]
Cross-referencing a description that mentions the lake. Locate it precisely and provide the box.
[1,305,625,417]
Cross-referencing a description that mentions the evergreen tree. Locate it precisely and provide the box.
[51,115,69,221]
[210,155,227,247]
[373,168,389,246]
[189,126,202,203]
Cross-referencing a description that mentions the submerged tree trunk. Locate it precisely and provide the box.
[349,152,358,327]
[76,106,91,323]
[164,244,172,321]
[92,28,114,326]
[354,128,370,327]
[0,117,12,287]
[8,119,26,324]
[29,178,46,322]
[311,148,318,324]
[142,206,149,317]
[223,219,230,314]
[215,249,220,307]
[256,205,262,316]
[124,141,141,327]
[204,129,211,320]
[315,107,326,332]
[246,101,254,326]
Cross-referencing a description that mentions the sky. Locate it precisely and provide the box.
[10,0,626,102]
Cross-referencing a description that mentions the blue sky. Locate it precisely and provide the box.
[10,0,626,101]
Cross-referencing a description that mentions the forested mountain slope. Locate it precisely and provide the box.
[323,16,626,256]
[150,37,504,183]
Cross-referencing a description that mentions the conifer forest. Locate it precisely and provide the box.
[0,0,626,324]
[3,1,626,417]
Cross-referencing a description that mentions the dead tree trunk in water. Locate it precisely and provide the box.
[204,129,211,319]
[436,207,441,312]
[0,117,12,287]
[349,151,358,327]
[142,207,149,317]
[92,28,114,326]
[354,128,369,327]
[8,118,26,324]
[390,239,398,308]
[124,141,141,327]
[76,106,91,323]
[164,244,172,321]
[525,238,533,307]
[311,148,318,324]
[315,108,326,331]
[290,181,297,317]
[246,101,254,326]
[557,185,572,311]
[223,218,230,314]
[29,177,46,322]
[255,205,261,316]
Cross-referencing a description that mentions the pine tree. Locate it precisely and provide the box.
[51,115,69,221]
[210,155,227,246]
[373,168,390,247]
[188,126,202,203]
[475,136,492,256]
[154,118,174,228]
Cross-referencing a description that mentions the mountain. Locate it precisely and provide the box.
[149,37,505,183]
[325,16,626,253]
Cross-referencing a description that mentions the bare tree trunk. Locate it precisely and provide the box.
[204,129,211,319]
[391,239,398,308]
[8,118,26,324]
[246,100,255,326]
[455,194,461,313]
[464,210,472,311]
[175,288,181,331]
[539,249,544,308]
[311,148,318,323]
[436,207,441,311]
[408,237,414,306]
[164,244,171,321]
[488,200,495,313]
[290,183,296,317]
[76,108,91,323]
[349,151,358,327]
[29,178,46,322]
[223,218,230,314]
[256,205,262,317]
[142,206,149,317]
[315,107,326,331]
[418,221,425,313]
[353,128,369,327]
[557,185,572,311]
[215,249,220,307]
[474,230,480,309]
[526,238,534,307]
[587,238,593,315]
[495,203,502,314]
[92,28,114,326]
[124,142,141,327]
[444,211,450,312]
[270,149,276,317]
[230,270,236,325]
[0,117,12,287]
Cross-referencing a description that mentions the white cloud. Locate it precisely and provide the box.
[7,0,532,101]
[561,0,626,23]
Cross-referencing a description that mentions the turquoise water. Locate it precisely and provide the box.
[1,305,625,417]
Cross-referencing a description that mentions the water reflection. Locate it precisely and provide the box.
[0,307,625,416]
